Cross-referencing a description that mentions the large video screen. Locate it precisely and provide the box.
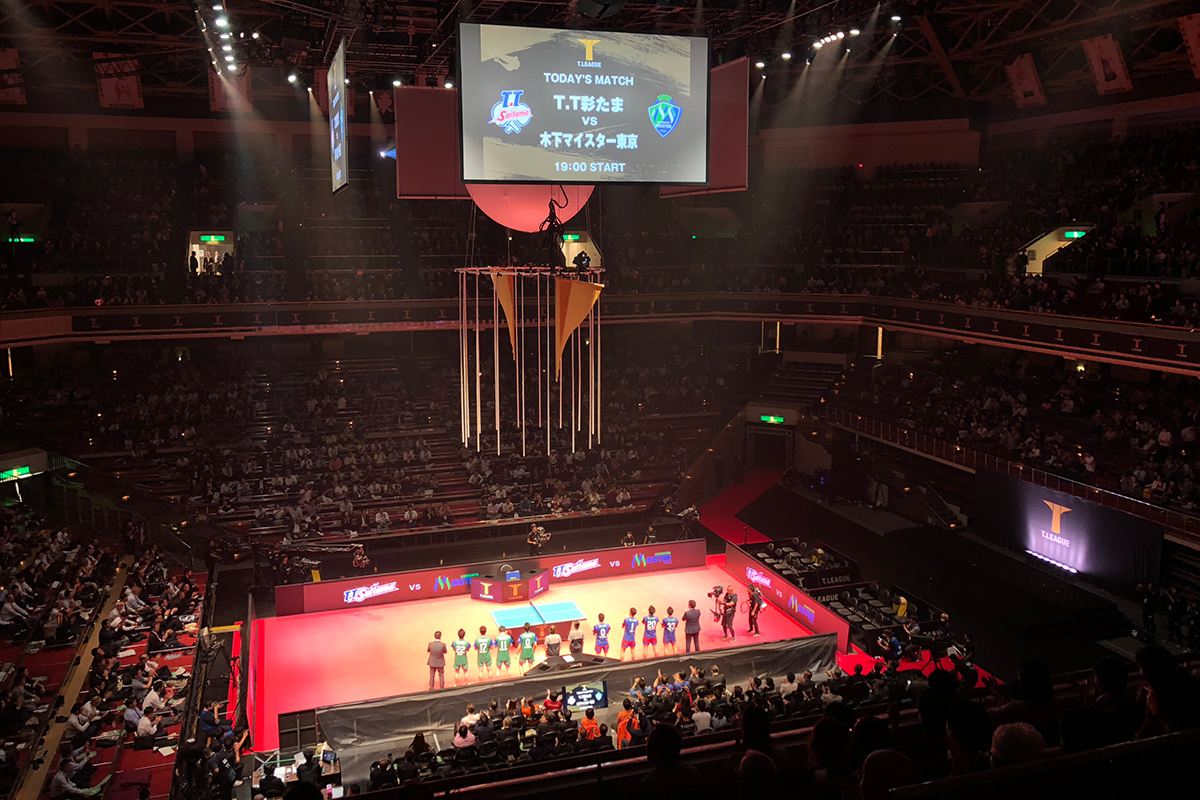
[457,23,709,184]
[328,39,348,194]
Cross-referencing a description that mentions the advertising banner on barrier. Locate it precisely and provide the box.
[723,543,851,653]
[316,634,838,756]
[972,470,1163,588]
[275,539,708,615]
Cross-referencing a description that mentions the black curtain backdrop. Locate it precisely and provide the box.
[972,470,1162,589]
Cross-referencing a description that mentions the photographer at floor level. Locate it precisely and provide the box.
[747,584,764,637]
[720,585,738,641]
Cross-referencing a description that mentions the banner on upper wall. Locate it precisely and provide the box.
[94,53,143,109]
[1005,53,1047,108]
[373,87,394,118]
[1181,14,1200,80]
[971,470,1162,588]
[1081,35,1133,94]
[208,67,252,113]
[0,48,26,105]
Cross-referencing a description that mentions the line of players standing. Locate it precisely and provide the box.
[427,583,767,690]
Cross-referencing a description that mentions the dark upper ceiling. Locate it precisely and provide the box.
[0,0,1196,112]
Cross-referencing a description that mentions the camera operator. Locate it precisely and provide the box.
[707,585,725,623]
[527,524,547,557]
[720,585,738,642]
[747,584,764,637]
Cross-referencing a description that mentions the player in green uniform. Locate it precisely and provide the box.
[474,625,494,681]
[451,628,471,685]
[495,625,513,675]
[518,622,539,667]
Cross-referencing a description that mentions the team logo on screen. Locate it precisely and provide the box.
[489,90,533,134]
[648,94,681,137]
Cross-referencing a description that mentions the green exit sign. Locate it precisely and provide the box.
[199,234,226,243]
[759,415,785,424]
[0,466,31,482]
[562,234,581,242]
[1064,230,1087,239]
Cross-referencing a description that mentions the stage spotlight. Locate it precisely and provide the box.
[288,72,298,83]
[755,60,765,69]
[849,28,861,36]
[891,14,902,21]
[212,3,223,9]
[813,40,824,48]
[379,150,386,157]
[781,52,791,60]
[252,31,259,39]
[215,16,228,27]
[224,54,234,62]
[344,78,350,85]
[222,44,232,51]
[837,31,845,39]
[220,32,229,39]
[445,79,454,88]
[392,78,402,86]
[225,63,236,71]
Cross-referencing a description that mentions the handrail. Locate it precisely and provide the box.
[827,406,1200,547]
[891,726,1200,799]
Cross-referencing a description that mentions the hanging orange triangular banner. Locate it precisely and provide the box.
[490,271,518,359]
[554,278,603,378]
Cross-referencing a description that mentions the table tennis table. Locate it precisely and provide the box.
[489,599,587,637]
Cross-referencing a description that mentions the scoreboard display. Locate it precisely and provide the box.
[457,22,709,184]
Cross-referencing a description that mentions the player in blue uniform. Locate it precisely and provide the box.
[641,605,659,659]
[620,607,638,661]
[593,613,611,655]
[662,606,679,655]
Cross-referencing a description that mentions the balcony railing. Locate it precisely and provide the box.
[827,406,1200,547]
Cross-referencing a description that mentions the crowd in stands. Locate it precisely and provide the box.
[0,338,753,540]
[844,347,1200,510]
[355,641,1200,798]
[0,506,127,796]
[3,126,1198,314]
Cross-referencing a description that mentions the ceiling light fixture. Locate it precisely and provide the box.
[393,78,402,86]
[288,73,298,83]
[755,60,765,68]
[444,79,453,88]
[849,28,861,36]
[781,52,791,60]
[215,16,228,28]
[891,14,902,21]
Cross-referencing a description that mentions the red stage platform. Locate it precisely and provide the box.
[250,562,810,751]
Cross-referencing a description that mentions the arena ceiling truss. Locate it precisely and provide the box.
[0,0,1195,106]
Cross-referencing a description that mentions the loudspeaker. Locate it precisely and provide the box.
[527,654,623,673]
[577,0,627,19]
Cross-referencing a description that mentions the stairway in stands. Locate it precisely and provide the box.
[759,360,844,409]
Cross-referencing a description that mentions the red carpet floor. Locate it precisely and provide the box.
[251,563,811,751]
[699,469,779,544]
